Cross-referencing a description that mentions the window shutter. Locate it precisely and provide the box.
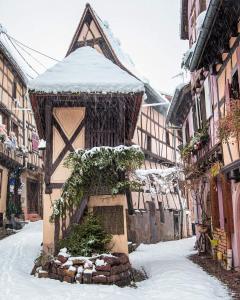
[204,77,212,119]
[182,123,186,145]
[220,174,234,234]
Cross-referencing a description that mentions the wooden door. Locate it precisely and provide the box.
[27,179,39,214]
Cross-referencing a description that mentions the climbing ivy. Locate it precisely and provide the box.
[50,145,144,222]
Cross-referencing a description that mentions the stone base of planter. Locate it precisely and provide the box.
[33,252,133,287]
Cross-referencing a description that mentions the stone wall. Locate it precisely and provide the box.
[34,251,132,287]
[213,228,229,268]
[127,202,175,244]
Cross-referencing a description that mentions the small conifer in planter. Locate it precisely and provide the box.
[58,213,112,257]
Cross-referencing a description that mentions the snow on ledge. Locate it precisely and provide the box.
[28,46,145,95]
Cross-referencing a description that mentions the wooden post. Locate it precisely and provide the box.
[44,98,53,194]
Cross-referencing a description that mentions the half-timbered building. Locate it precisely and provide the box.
[0,26,43,224]
[171,0,240,270]
[29,45,145,254]
[64,3,192,244]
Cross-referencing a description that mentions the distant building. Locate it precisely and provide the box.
[0,26,43,224]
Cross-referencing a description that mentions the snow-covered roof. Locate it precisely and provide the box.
[90,9,169,107]
[196,10,207,37]
[29,46,145,94]
[93,13,148,84]
[0,25,29,84]
[166,82,191,126]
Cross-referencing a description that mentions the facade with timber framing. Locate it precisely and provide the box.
[0,30,43,224]
[66,4,192,244]
[168,0,240,269]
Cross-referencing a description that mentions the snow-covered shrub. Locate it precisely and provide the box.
[58,214,112,256]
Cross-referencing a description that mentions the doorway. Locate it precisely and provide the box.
[27,179,40,214]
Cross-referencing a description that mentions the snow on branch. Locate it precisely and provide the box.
[134,167,183,196]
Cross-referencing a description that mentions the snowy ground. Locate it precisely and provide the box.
[0,221,231,300]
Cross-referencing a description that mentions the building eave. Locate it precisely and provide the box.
[0,38,28,87]
[189,0,221,72]
[166,82,191,126]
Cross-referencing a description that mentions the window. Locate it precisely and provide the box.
[12,81,17,99]
[185,120,190,143]
[178,129,183,142]
[199,91,207,125]
[192,101,199,132]
[0,111,9,133]
[12,122,19,142]
[147,135,151,152]
[204,78,212,119]
[166,131,170,146]
[159,201,165,223]
[231,71,240,100]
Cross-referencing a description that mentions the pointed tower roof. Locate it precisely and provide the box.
[29,46,144,94]
[66,4,169,112]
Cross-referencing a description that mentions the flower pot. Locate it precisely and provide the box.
[196,224,208,233]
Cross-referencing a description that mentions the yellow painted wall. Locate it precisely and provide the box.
[0,165,8,215]
[88,194,129,255]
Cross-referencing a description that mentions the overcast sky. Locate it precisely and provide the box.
[0,0,189,94]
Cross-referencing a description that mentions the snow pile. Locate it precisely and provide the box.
[29,46,145,94]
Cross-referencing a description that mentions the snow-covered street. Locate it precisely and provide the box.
[0,221,231,300]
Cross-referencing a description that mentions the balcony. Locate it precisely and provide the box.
[180,125,222,177]
[0,141,24,168]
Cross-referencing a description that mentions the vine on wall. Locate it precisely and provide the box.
[50,145,144,221]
